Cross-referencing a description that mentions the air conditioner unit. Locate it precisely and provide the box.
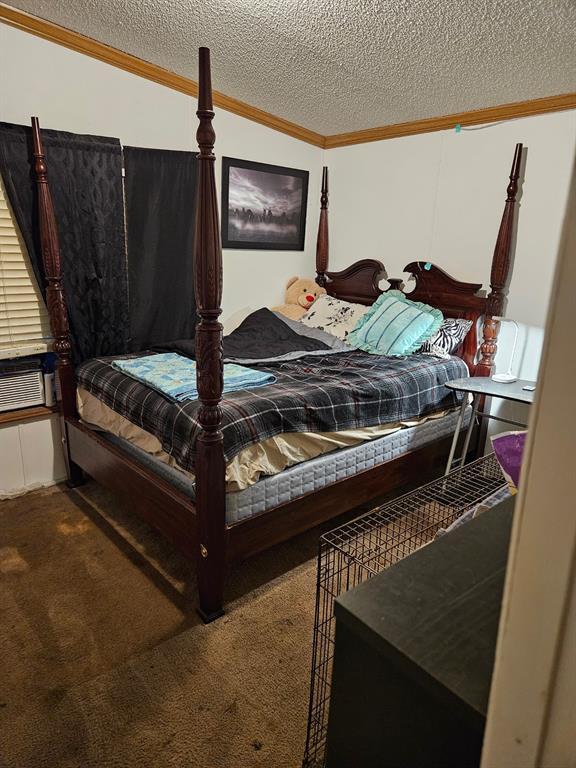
[0,368,45,412]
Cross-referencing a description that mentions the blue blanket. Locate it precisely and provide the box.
[112,353,276,402]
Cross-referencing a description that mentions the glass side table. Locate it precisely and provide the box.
[444,376,536,475]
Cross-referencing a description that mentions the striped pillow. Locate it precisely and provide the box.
[347,291,443,356]
[419,318,473,358]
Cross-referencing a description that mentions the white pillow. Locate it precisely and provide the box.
[301,294,369,341]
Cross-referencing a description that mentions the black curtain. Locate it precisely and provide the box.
[124,146,197,351]
[0,121,128,363]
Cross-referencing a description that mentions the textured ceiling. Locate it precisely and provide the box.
[7,0,576,134]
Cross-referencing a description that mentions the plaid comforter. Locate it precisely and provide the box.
[77,351,468,472]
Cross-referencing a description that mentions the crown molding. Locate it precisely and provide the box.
[0,4,326,147]
[2,4,575,150]
[324,93,576,148]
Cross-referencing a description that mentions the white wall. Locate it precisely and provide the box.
[0,23,323,328]
[327,112,576,382]
[0,416,67,497]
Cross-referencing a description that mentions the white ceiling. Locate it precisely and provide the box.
[8,0,576,135]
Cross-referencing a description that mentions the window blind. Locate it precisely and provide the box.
[0,176,51,358]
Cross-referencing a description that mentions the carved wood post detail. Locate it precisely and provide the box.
[31,117,77,421]
[475,142,523,377]
[193,48,226,622]
[316,166,329,287]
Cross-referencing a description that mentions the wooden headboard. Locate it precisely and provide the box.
[315,144,523,374]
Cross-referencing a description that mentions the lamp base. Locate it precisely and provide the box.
[492,373,518,384]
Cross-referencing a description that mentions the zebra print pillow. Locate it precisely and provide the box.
[419,318,473,358]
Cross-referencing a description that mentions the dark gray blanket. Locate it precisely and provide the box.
[155,307,344,363]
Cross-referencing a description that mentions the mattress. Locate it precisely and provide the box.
[99,407,468,525]
[77,348,468,476]
[77,386,455,491]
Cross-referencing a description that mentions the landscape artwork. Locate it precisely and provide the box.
[221,158,309,250]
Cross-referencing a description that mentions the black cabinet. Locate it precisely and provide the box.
[326,498,514,768]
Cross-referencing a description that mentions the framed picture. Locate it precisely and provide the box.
[221,157,309,250]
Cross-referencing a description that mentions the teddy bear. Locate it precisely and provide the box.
[272,276,326,321]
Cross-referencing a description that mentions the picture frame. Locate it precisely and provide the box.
[221,157,309,250]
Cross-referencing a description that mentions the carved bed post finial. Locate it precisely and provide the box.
[316,166,329,287]
[194,47,226,622]
[475,143,523,377]
[31,117,77,421]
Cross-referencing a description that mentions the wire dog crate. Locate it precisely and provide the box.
[302,452,507,768]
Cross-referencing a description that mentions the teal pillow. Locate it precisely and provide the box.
[347,291,443,356]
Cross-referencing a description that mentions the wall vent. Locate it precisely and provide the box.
[0,370,45,412]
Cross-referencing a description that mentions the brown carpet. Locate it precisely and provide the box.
[1,479,393,768]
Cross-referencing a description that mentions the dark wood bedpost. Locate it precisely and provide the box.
[316,166,329,287]
[31,118,76,418]
[193,48,227,623]
[475,143,523,377]
[31,117,83,486]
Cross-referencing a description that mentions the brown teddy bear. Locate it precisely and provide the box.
[272,276,326,321]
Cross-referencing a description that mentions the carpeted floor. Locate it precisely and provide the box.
[1,479,391,768]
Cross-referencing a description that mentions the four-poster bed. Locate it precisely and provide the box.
[31,48,522,622]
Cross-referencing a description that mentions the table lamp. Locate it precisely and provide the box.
[492,317,519,383]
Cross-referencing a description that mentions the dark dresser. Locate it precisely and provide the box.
[325,497,514,768]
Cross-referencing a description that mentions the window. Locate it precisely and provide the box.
[0,176,51,359]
